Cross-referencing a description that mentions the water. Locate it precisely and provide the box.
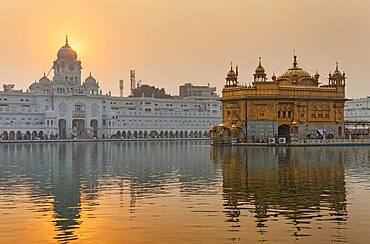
[1,141,370,243]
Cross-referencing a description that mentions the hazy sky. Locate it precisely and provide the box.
[0,0,369,98]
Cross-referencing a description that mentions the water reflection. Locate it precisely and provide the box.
[212,146,348,241]
[0,142,218,243]
[0,142,370,243]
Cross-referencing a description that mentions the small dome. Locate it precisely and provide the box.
[45,109,57,118]
[29,81,41,90]
[331,63,343,79]
[227,69,236,78]
[39,73,51,86]
[255,57,265,74]
[255,65,265,74]
[57,36,77,60]
[85,72,97,85]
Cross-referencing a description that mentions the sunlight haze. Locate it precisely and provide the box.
[0,0,369,98]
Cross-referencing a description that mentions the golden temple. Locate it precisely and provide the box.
[211,55,346,143]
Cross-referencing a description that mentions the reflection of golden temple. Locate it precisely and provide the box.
[211,146,347,239]
[211,56,346,143]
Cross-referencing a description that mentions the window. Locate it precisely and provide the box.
[75,104,83,111]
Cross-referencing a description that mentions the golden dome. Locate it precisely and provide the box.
[331,62,343,79]
[255,57,265,74]
[227,69,236,78]
[278,55,312,82]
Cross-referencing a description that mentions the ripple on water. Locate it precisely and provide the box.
[0,143,370,243]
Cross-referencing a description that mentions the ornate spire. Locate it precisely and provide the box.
[66,35,69,44]
[293,55,298,67]
[230,62,233,71]
[336,61,339,71]
[272,72,276,81]
[236,65,239,76]
[259,57,261,66]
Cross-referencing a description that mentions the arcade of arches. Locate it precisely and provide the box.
[1,128,210,140]
[111,130,210,139]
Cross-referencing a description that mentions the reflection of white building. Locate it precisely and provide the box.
[0,37,221,140]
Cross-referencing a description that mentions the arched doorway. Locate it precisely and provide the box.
[338,126,342,138]
[38,131,44,139]
[122,131,127,139]
[9,131,15,140]
[149,130,158,138]
[90,119,98,138]
[16,131,22,140]
[127,131,132,139]
[32,131,37,140]
[72,119,85,138]
[24,131,31,140]
[58,119,67,139]
[278,124,290,137]
[2,131,8,140]
[116,131,121,139]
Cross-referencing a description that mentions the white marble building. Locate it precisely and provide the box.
[0,37,221,140]
[345,97,370,122]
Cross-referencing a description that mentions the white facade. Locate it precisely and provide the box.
[345,97,370,121]
[0,38,221,140]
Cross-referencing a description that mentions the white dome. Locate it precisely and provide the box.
[39,73,51,86]
[85,72,97,85]
[57,37,77,60]
[29,82,42,90]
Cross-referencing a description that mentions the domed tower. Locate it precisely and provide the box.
[225,62,238,87]
[253,57,266,82]
[52,35,82,85]
[84,72,100,94]
[329,62,346,86]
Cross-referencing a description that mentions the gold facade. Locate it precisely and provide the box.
[212,56,346,143]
